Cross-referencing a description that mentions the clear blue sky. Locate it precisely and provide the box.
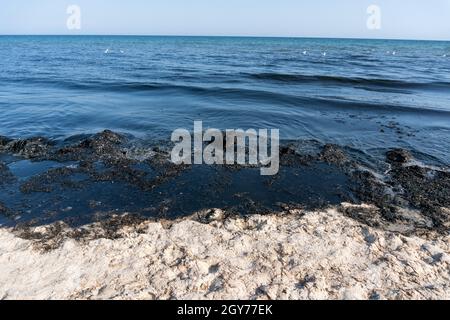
[1,0,449,40]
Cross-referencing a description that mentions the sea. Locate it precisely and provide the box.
[0,36,449,226]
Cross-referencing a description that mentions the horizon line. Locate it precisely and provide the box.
[1,34,450,42]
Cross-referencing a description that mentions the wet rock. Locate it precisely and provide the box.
[280,146,295,156]
[51,130,127,163]
[95,130,124,144]
[2,137,52,159]
[19,166,81,194]
[339,203,383,229]
[12,221,68,252]
[91,214,148,240]
[386,149,412,165]
[350,170,391,212]
[86,130,125,154]
[13,213,148,251]
[390,165,450,230]
[52,146,86,162]
[319,144,348,166]
[279,144,314,166]
[348,150,450,235]
[0,136,12,147]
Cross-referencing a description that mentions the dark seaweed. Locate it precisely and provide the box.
[0,130,448,245]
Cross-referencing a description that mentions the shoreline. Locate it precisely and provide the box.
[1,130,449,232]
[1,205,449,300]
[1,130,449,300]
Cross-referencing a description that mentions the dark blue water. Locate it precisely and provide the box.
[1,36,450,163]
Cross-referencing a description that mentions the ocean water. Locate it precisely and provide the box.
[1,36,450,226]
[1,36,450,163]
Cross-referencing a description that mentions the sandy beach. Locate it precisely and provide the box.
[1,206,449,300]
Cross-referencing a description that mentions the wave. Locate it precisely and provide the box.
[247,72,450,90]
[3,76,450,115]
[4,72,450,94]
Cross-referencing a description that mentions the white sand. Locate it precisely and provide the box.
[0,206,449,300]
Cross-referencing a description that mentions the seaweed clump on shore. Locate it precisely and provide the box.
[0,136,12,147]
[342,148,450,236]
[319,144,351,167]
[0,130,449,240]
[53,130,126,163]
[16,130,189,195]
[0,136,53,159]
[13,213,150,252]
[387,149,450,232]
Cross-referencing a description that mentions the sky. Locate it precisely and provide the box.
[0,0,449,40]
